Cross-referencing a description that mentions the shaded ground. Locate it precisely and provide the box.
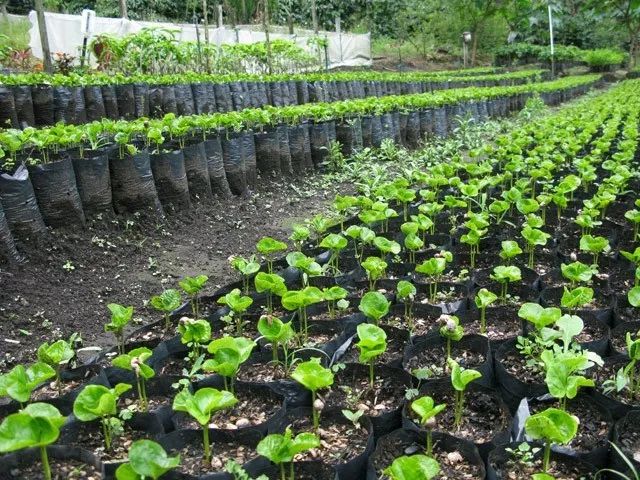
[0,175,352,369]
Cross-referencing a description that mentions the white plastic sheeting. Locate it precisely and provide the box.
[25,11,371,69]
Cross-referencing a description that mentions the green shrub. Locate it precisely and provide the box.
[583,48,626,69]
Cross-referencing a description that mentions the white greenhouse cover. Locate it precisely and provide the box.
[25,10,371,69]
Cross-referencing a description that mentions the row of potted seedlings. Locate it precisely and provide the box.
[2,79,640,479]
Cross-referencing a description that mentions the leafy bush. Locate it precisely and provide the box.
[583,48,626,69]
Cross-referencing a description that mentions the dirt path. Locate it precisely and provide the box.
[0,175,353,369]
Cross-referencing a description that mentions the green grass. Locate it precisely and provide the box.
[0,15,31,53]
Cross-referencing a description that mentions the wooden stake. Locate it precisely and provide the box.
[34,0,52,73]
[263,0,272,75]
[311,0,318,33]
[202,0,211,72]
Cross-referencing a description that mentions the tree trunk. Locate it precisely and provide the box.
[34,0,53,73]
[119,0,128,19]
[288,12,294,34]
[263,0,273,75]
[241,0,247,23]
[471,27,479,66]
[311,0,319,33]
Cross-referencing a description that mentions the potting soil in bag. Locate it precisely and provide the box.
[380,113,394,141]
[31,84,54,126]
[148,85,164,118]
[182,141,213,201]
[71,86,87,124]
[269,82,283,107]
[72,149,114,216]
[276,124,293,175]
[109,149,163,215]
[83,85,106,122]
[101,85,120,119]
[192,83,212,114]
[150,149,192,210]
[0,201,21,263]
[309,122,330,168]
[405,111,421,149]
[301,123,314,171]
[229,81,245,110]
[419,109,434,138]
[433,107,448,137]
[287,124,307,174]
[53,86,75,124]
[241,131,257,189]
[133,83,150,118]
[0,165,47,241]
[221,132,246,195]
[160,85,178,115]
[370,115,384,148]
[360,115,373,148]
[11,85,35,128]
[204,136,232,197]
[0,86,18,128]
[336,121,357,156]
[175,84,195,116]
[255,130,281,176]
[116,84,135,120]
[296,80,309,104]
[214,83,233,112]
[28,157,86,227]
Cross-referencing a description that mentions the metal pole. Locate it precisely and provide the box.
[548,3,555,77]
[34,0,53,73]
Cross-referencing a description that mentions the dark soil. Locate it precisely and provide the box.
[372,442,483,480]
[618,426,640,465]
[339,329,407,366]
[5,458,100,480]
[406,391,509,445]
[172,437,256,476]
[63,422,147,462]
[323,365,407,415]
[460,307,522,343]
[499,349,545,386]
[593,358,640,408]
[405,344,486,380]
[0,177,352,369]
[237,359,289,383]
[492,455,593,480]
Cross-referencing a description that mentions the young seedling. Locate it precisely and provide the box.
[230,255,261,295]
[541,346,599,411]
[499,240,523,265]
[358,291,390,326]
[373,236,401,260]
[172,387,238,463]
[355,323,388,388]
[579,234,610,267]
[521,226,551,269]
[396,188,416,221]
[397,280,417,332]
[255,272,288,314]
[218,288,254,335]
[105,303,134,354]
[415,252,452,302]
[289,225,311,252]
[115,439,180,480]
[257,237,288,274]
[0,403,66,480]
[561,261,596,287]
[322,286,349,319]
[179,275,209,319]
[402,222,424,264]
[383,455,440,480]
[258,315,295,364]
[560,286,594,315]
[605,332,640,402]
[73,383,133,451]
[37,339,75,395]
[150,289,182,332]
[256,427,320,480]
[342,408,365,428]
[0,362,55,405]
[178,317,212,361]
[439,315,464,363]
[282,287,324,340]
[450,359,482,429]
[203,336,256,394]
[361,256,388,291]
[286,252,322,287]
[320,233,348,273]
[474,288,498,335]
[625,208,640,244]
[290,358,334,430]
[525,408,579,474]
[112,347,155,411]
[411,396,446,456]
[460,223,486,269]
[490,265,522,304]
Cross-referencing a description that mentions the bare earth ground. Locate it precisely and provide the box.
[0,175,353,369]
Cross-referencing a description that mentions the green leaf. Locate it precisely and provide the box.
[358,291,390,322]
[397,280,417,302]
[450,360,482,392]
[628,286,640,308]
[320,233,348,251]
[560,286,593,310]
[525,407,579,445]
[150,289,182,314]
[105,303,133,333]
[475,289,498,309]
[254,272,288,297]
[179,275,209,296]
[128,439,180,479]
[178,319,212,345]
[411,396,446,426]
[172,387,237,426]
[257,316,295,345]
[0,362,56,403]
[218,288,253,314]
[518,303,561,330]
[36,339,74,368]
[290,358,334,393]
[383,455,440,480]
[0,403,65,453]
[257,237,287,255]
[356,323,388,364]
